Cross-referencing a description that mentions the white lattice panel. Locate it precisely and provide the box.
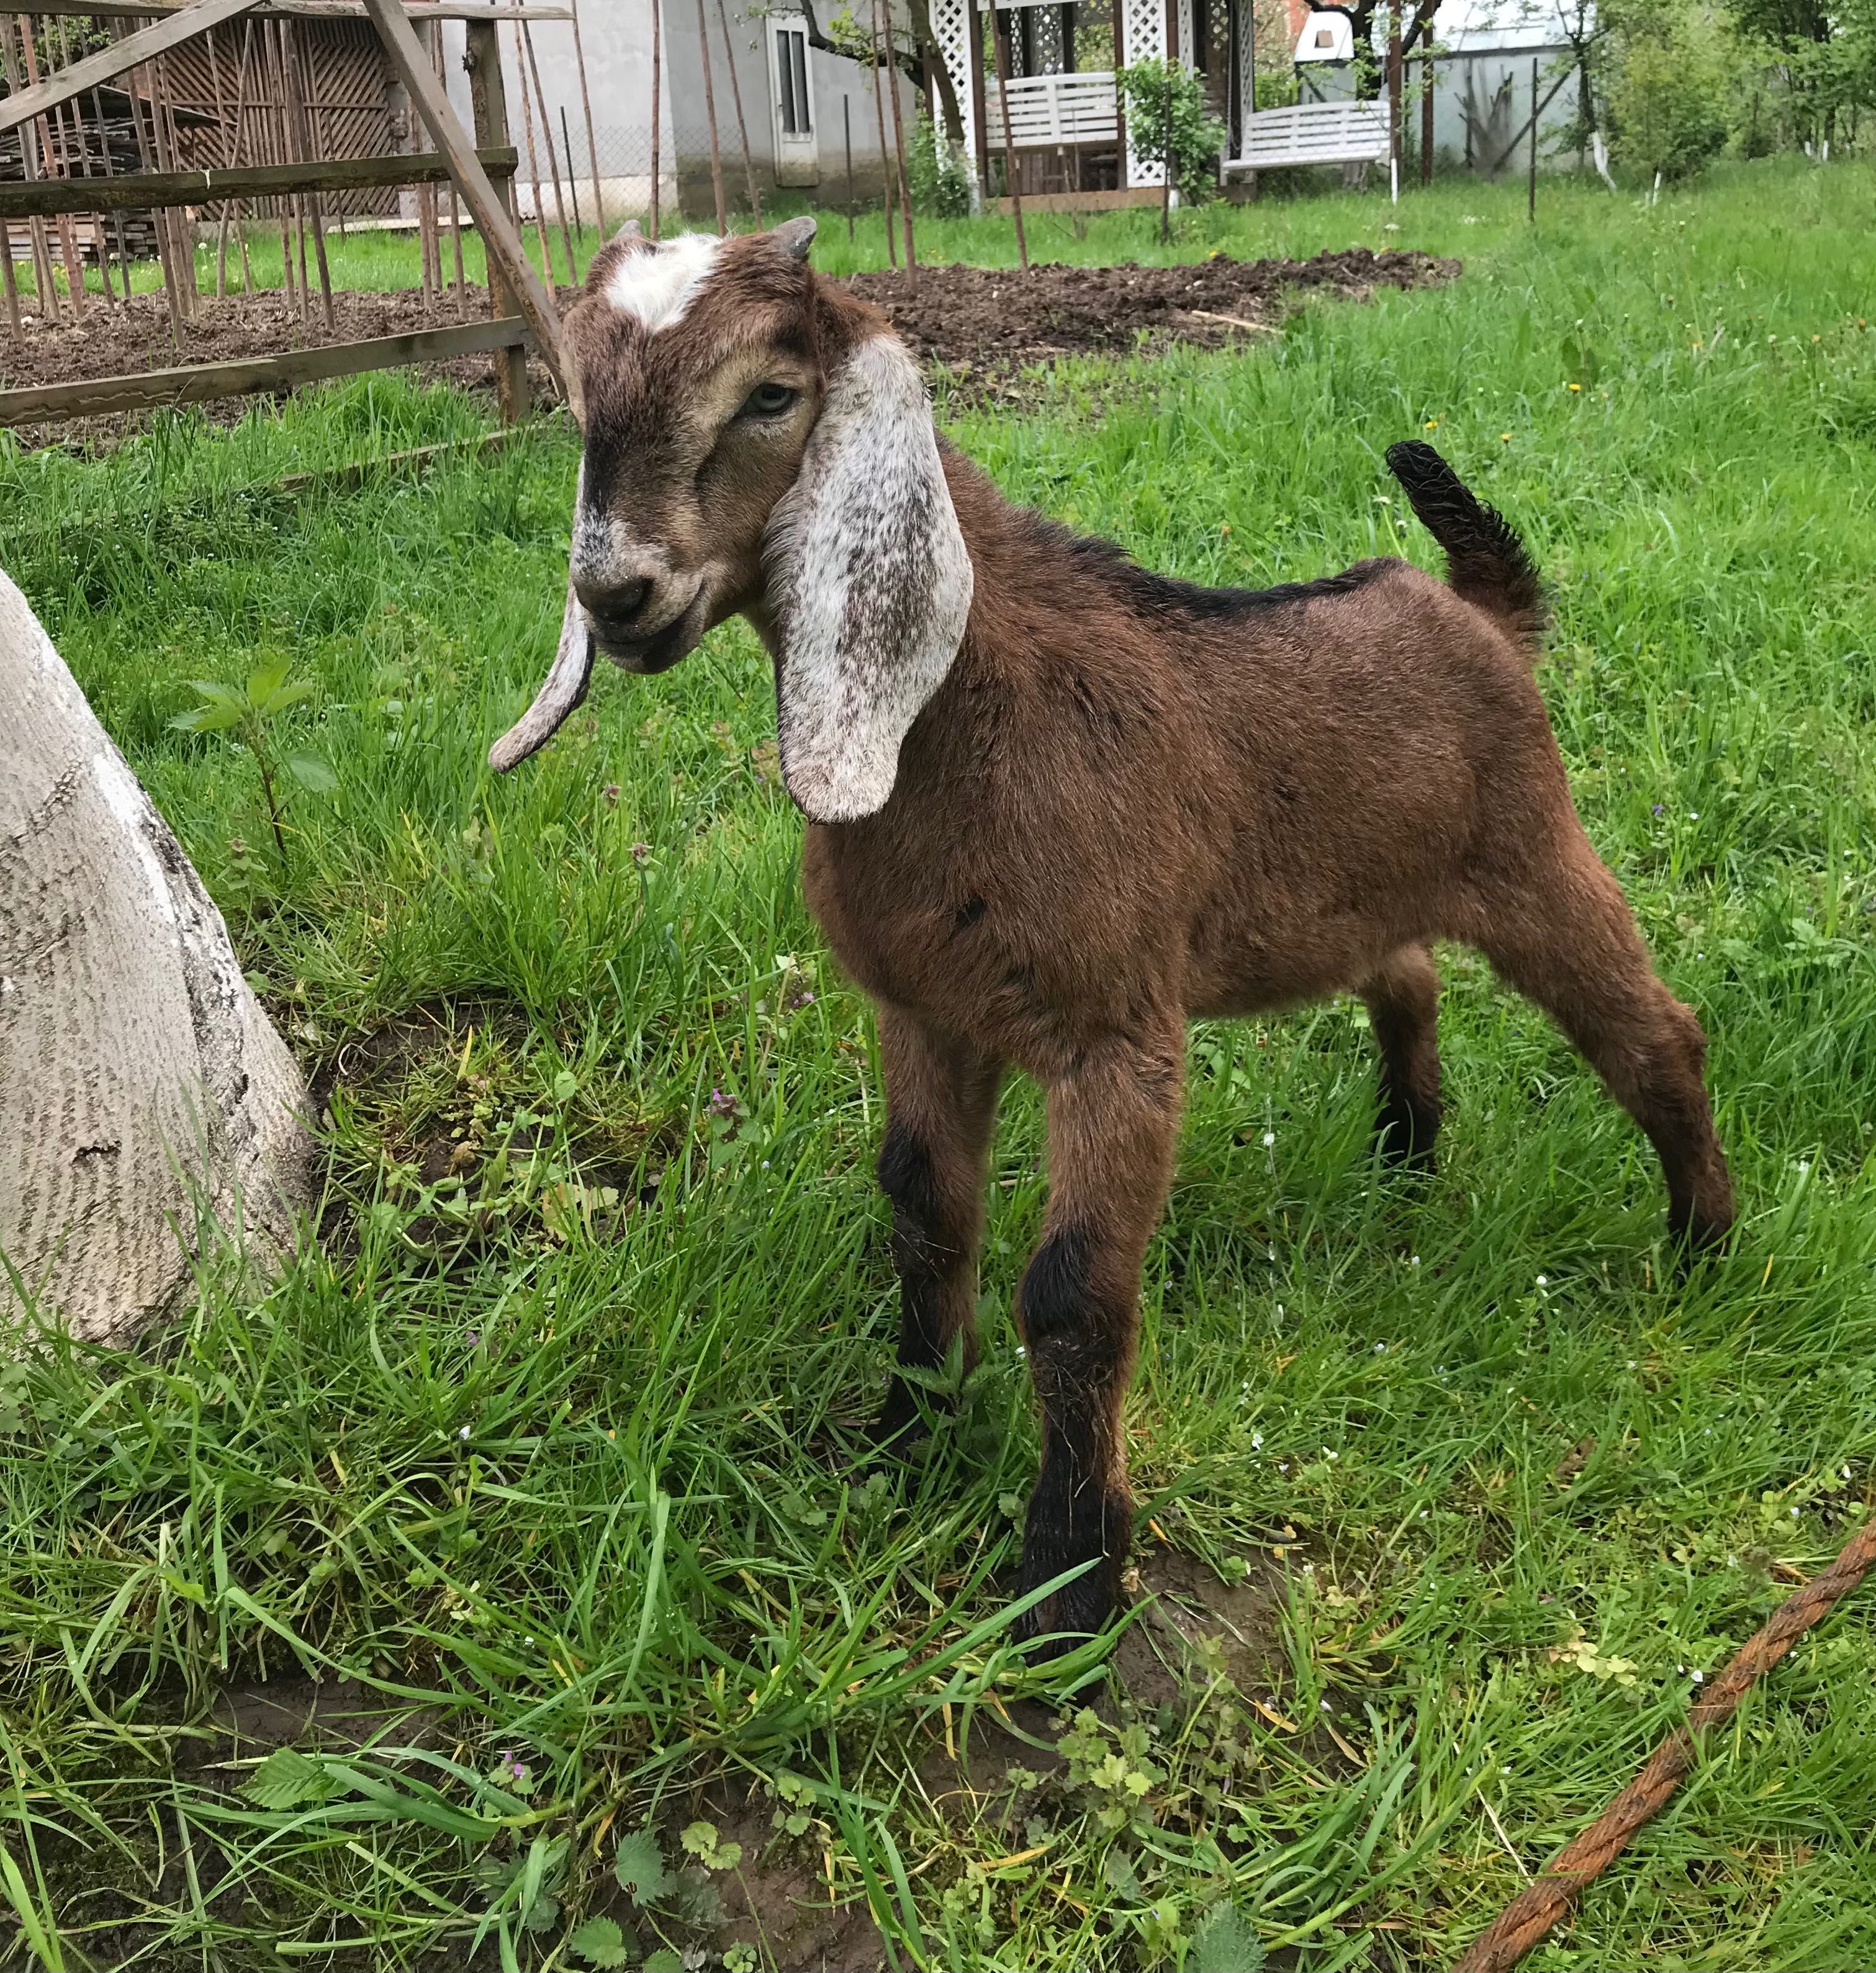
[1121,0,1168,183]
[932,0,976,178]
[1236,0,1256,147]
[1176,0,1195,64]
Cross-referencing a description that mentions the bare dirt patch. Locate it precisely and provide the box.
[1,248,1458,447]
[848,246,1461,370]
[0,287,559,447]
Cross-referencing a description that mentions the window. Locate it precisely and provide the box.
[777,26,811,135]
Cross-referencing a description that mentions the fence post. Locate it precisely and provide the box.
[465,17,528,423]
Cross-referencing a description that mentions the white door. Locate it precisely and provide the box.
[769,13,819,186]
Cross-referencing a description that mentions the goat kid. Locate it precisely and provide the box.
[493,218,1734,1647]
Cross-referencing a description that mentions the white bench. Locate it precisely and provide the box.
[1223,101,1391,176]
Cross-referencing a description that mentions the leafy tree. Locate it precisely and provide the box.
[1600,0,1733,181]
[1118,59,1227,205]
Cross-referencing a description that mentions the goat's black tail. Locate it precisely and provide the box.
[1385,440,1546,655]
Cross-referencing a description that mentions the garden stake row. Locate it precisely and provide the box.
[1454,1509,1876,1972]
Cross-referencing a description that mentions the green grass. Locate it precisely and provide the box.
[3,155,1876,1970]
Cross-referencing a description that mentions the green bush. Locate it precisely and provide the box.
[907,109,973,218]
[1118,59,1227,202]
[1605,5,1733,179]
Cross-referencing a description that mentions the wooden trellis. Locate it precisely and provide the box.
[0,0,578,431]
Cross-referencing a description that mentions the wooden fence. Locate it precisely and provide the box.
[0,0,580,431]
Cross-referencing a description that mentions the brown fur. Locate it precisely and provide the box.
[558,226,1734,1648]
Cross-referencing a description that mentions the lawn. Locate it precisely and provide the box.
[3,155,1876,1972]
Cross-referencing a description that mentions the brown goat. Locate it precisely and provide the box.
[493,218,1734,1648]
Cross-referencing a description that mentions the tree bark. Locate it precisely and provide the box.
[0,570,313,1346]
[904,0,965,145]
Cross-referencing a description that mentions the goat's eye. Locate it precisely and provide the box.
[741,382,798,420]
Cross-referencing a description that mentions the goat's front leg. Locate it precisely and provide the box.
[873,1009,1004,1444]
[1013,1023,1184,1648]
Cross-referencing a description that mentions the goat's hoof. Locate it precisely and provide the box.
[1668,1205,1734,1274]
[875,1373,945,1438]
[1374,1102,1439,1173]
[1009,1544,1124,1658]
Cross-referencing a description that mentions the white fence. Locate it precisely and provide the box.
[1225,101,1390,172]
[981,70,1120,148]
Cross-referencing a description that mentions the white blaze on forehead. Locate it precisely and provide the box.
[605,230,723,331]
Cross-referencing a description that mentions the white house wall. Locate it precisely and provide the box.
[446,0,901,225]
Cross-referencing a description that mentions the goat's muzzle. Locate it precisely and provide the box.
[488,578,597,773]
[584,576,707,676]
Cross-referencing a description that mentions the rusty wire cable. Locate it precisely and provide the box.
[1454,1513,1876,1972]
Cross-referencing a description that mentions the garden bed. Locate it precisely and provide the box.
[0,246,1459,447]
[847,245,1460,365]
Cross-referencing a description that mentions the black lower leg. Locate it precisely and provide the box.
[1364,949,1441,1171]
[1375,1077,1440,1167]
[874,1121,972,1443]
[1012,1225,1132,1648]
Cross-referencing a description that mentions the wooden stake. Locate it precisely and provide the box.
[274,32,309,316]
[843,91,853,241]
[361,0,562,384]
[692,0,726,234]
[418,22,445,308]
[47,17,109,311]
[215,22,256,294]
[988,2,1027,270]
[870,0,895,267]
[18,16,88,318]
[206,19,232,297]
[647,0,661,239]
[879,0,915,274]
[232,24,255,290]
[153,51,198,316]
[4,19,60,322]
[461,14,527,419]
[111,32,178,343]
[567,0,603,233]
[1527,56,1538,221]
[512,19,556,286]
[262,26,299,313]
[1421,47,1434,184]
[559,102,582,238]
[286,22,333,328]
[435,20,466,316]
[51,37,109,310]
[256,26,287,306]
[413,37,437,312]
[713,0,760,223]
[1158,66,1172,241]
[89,79,137,303]
[521,20,574,272]
[0,217,19,335]
[1387,0,1402,184]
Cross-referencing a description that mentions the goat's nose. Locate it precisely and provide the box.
[577,575,652,630]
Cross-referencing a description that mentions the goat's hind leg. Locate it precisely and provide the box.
[1473,842,1733,1249]
[1361,943,1442,1171]
[872,1009,1004,1446]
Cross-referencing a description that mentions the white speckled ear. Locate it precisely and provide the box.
[762,337,973,824]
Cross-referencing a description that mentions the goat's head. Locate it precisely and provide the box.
[489,216,973,824]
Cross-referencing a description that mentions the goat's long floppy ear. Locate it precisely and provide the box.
[489,463,597,773]
[763,335,973,823]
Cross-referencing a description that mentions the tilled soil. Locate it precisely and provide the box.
[0,286,563,448]
[0,246,1459,446]
[847,246,1460,367]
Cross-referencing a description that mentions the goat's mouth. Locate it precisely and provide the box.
[591,583,706,675]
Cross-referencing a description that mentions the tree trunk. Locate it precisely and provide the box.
[0,570,313,1346]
